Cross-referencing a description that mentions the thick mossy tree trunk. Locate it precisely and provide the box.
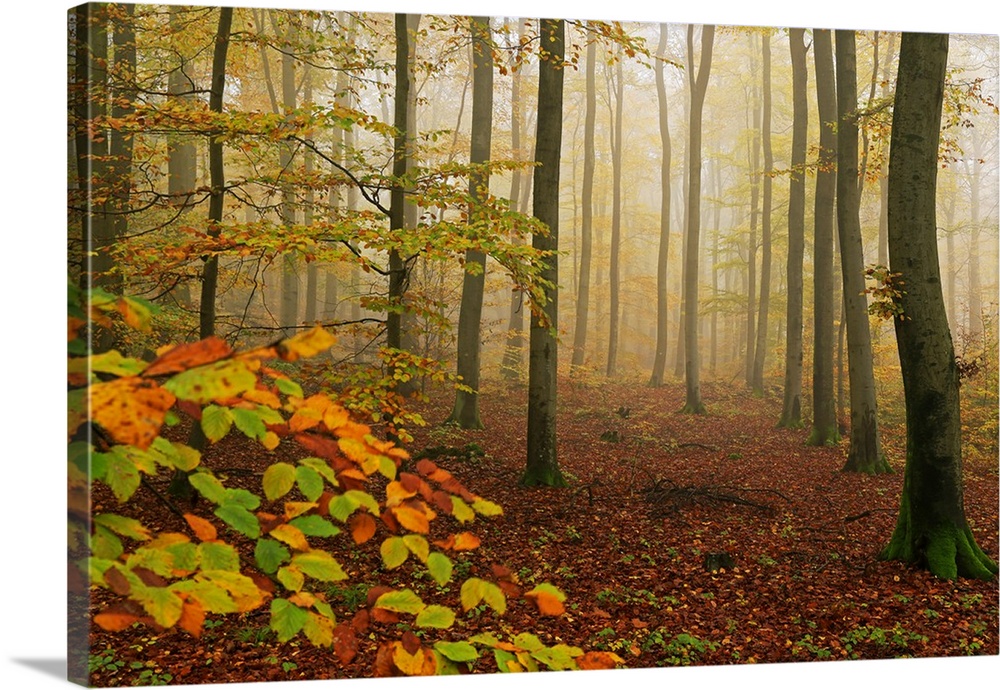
[447,16,493,429]
[807,29,840,446]
[834,30,889,474]
[681,24,714,414]
[778,27,807,428]
[881,31,997,580]
[523,18,567,488]
[649,23,671,387]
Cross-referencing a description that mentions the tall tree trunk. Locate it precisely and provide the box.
[807,29,840,445]
[835,30,890,474]
[751,31,773,396]
[197,7,234,339]
[387,14,411,352]
[649,24,672,387]
[744,35,760,388]
[710,163,722,377]
[572,33,597,375]
[501,21,530,380]
[881,31,997,580]
[447,16,493,429]
[876,32,897,269]
[303,61,319,325]
[965,130,984,341]
[681,24,714,414]
[523,18,567,488]
[779,28,807,428]
[279,18,300,336]
[606,53,624,377]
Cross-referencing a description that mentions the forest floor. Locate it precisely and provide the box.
[84,377,999,685]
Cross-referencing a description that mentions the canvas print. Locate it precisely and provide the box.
[67,1,999,686]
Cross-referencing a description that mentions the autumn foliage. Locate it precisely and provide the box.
[68,284,621,676]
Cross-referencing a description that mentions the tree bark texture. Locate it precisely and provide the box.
[650,24,672,387]
[751,31,772,396]
[524,18,567,488]
[834,30,890,473]
[882,31,997,580]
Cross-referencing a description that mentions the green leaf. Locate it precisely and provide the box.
[380,537,409,569]
[170,443,201,471]
[427,552,453,586]
[222,488,260,510]
[450,496,476,523]
[96,450,141,502]
[214,503,260,539]
[254,405,285,426]
[493,649,517,672]
[531,644,582,670]
[378,455,397,480]
[298,457,338,486]
[263,463,296,501]
[275,377,304,398]
[270,598,309,642]
[345,490,380,516]
[201,405,233,442]
[232,407,267,441]
[468,632,500,647]
[93,514,151,542]
[513,633,543,652]
[295,465,324,502]
[403,534,430,563]
[525,582,567,602]
[163,360,257,404]
[277,565,305,592]
[433,640,479,662]
[197,542,240,571]
[189,472,227,504]
[289,515,341,538]
[136,586,184,628]
[254,539,291,574]
[164,541,199,574]
[127,545,176,578]
[170,580,237,614]
[90,525,124,561]
[460,578,505,613]
[327,493,359,522]
[416,605,456,630]
[291,551,348,582]
[374,588,425,615]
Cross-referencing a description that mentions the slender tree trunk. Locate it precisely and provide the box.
[682,24,714,414]
[502,21,530,380]
[649,24,672,387]
[278,18,300,336]
[745,35,760,389]
[779,27,808,428]
[500,19,532,380]
[807,29,840,445]
[835,30,890,474]
[448,16,493,429]
[523,18,567,488]
[881,31,997,580]
[572,34,597,375]
[198,7,234,339]
[387,14,411,352]
[303,62,319,325]
[751,31,773,396]
[710,164,722,377]
[606,53,624,377]
[876,32,897,269]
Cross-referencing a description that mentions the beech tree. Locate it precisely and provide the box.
[835,30,890,474]
[778,27,807,428]
[523,18,567,488]
[750,31,773,396]
[681,23,714,414]
[649,23,672,387]
[807,29,839,446]
[448,16,494,429]
[881,31,997,580]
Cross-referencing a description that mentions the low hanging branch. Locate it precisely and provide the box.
[642,477,788,515]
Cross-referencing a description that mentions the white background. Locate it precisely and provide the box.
[3,1,997,689]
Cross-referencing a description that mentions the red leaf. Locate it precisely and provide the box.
[143,336,233,377]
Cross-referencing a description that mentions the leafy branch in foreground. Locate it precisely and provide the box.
[68,284,620,676]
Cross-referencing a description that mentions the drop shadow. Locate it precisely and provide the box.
[11,658,66,681]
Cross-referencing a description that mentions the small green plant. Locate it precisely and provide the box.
[235,625,274,646]
[922,608,940,619]
[643,630,719,666]
[325,583,369,612]
[839,624,927,659]
[556,565,577,579]
[88,650,125,676]
[757,554,778,566]
[133,668,174,686]
[960,593,984,609]
[790,634,833,660]
[564,525,583,543]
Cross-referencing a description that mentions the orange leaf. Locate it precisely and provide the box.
[399,472,432,501]
[143,336,233,377]
[269,524,310,551]
[527,590,565,616]
[242,387,282,409]
[177,599,205,638]
[392,503,433,534]
[576,651,624,670]
[90,377,176,450]
[385,481,417,507]
[94,610,140,632]
[453,532,481,551]
[183,513,217,542]
[414,458,438,477]
[349,512,377,544]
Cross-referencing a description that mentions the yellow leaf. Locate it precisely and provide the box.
[270,524,310,551]
[278,327,336,361]
[90,377,176,450]
[261,431,280,451]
